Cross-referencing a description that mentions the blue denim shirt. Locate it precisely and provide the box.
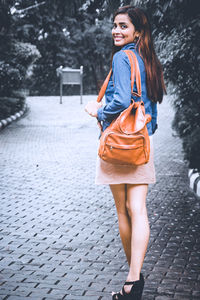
[97,43,158,136]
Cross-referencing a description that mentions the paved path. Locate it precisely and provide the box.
[0,95,199,300]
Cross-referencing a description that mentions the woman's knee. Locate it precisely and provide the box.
[126,200,146,217]
[126,184,148,217]
[117,211,131,232]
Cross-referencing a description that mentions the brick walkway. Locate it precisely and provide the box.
[0,95,199,300]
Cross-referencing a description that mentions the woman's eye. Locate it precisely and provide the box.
[112,24,127,29]
[121,24,127,29]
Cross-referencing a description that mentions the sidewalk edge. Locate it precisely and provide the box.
[0,103,27,131]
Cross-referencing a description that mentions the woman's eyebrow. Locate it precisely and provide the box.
[113,22,128,25]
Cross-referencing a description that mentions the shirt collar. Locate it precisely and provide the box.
[121,42,136,50]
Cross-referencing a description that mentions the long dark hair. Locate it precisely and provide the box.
[113,5,166,103]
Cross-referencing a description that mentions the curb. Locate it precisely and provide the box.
[0,104,27,131]
[188,169,200,199]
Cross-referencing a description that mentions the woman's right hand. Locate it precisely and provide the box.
[85,101,103,118]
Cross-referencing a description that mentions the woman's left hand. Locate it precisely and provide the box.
[85,101,102,118]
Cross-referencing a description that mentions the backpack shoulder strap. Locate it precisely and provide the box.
[97,70,112,103]
[97,49,141,103]
[123,50,141,98]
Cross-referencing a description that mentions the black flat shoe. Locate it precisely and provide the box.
[112,273,144,300]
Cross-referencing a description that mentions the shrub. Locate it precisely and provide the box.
[0,41,40,119]
[0,1,40,120]
[155,19,200,170]
[0,41,41,96]
[0,96,25,120]
[0,62,22,96]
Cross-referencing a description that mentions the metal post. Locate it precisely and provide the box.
[80,66,83,105]
[60,74,63,104]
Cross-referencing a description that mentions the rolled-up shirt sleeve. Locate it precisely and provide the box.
[97,51,132,122]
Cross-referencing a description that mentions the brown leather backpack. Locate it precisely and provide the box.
[97,50,151,166]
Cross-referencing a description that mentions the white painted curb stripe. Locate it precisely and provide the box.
[188,168,200,198]
[0,104,27,130]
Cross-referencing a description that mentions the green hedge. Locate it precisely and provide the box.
[0,1,41,120]
[156,18,200,170]
[138,0,200,171]
[0,94,26,120]
[0,40,40,120]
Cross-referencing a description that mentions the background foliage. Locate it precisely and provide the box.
[0,0,200,170]
[0,0,41,118]
[136,0,200,170]
[13,0,112,95]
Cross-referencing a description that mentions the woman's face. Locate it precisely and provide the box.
[112,13,138,47]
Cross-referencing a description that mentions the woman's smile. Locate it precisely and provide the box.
[113,35,124,42]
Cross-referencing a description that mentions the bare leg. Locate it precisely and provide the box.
[124,183,149,293]
[110,184,132,265]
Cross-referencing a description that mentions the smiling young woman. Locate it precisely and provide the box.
[112,14,140,47]
[85,5,166,300]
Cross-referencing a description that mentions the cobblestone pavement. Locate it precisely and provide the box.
[0,95,200,300]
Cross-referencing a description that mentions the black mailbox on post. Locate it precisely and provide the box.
[56,66,83,104]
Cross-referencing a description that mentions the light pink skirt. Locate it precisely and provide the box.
[95,136,156,185]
